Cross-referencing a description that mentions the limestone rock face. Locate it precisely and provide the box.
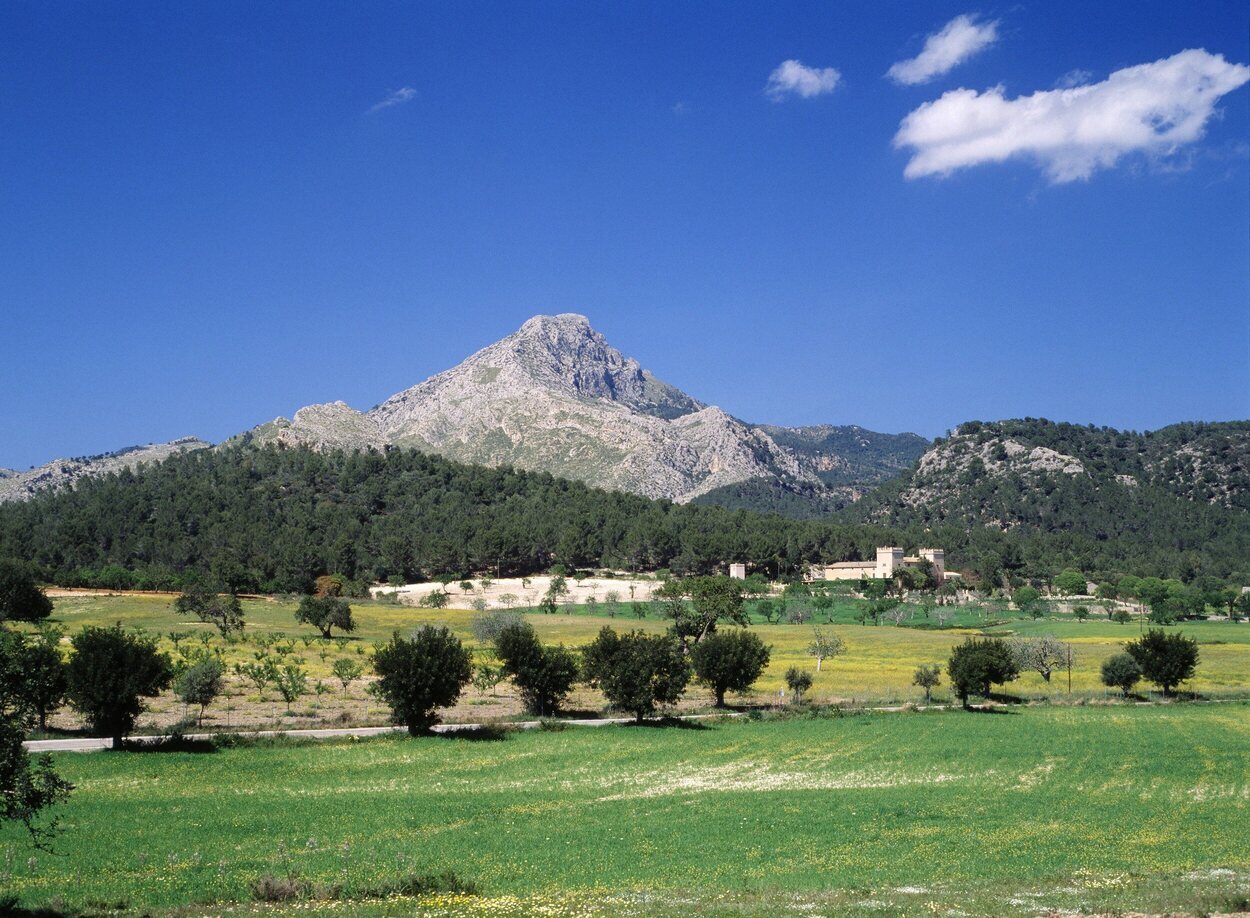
[9,314,925,509]
[363,314,811,501]
[0,438,211,504]
[241,313,848,502]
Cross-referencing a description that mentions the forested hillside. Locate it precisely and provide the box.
[1,435,1246,592]
[0,445,898,593]
[854,419,1250,582]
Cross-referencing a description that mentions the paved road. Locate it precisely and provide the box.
[24,713,744,753]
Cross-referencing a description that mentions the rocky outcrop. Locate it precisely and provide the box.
[238,313,920,504]
[0,438,211,504]
[9,314,927,508]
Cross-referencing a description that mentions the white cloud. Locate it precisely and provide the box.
[765,60,841,101]
[1054,69,1093,89]
[894,49,1250,182]
[369,86,417,113]
[888,14,998,86]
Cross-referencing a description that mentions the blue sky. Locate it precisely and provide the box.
[2,1,1247,469]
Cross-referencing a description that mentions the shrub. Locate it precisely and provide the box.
[67,624,174,747]
[947,637,1018,707]
[689,630,771,707]
[371,627,472,734]
[912,663,941,703]
[1054,570,1087,595]
[494,622,578,716]
[471,610,523,645]
[1125,629,1199,696]
[419,590,449,609]
[784,667,813,703]
[582,627,689,721]
[331,657,363,697]
[175,658,225,725]
[1100,652,1142,696]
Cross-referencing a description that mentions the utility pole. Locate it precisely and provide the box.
[1067,643,1072,695]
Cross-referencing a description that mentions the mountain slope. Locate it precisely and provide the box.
[0,438,210,504]
[855,418,1250,546]
[241,313,923,506]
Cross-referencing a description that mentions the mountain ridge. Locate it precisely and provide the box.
[236,313,924,504]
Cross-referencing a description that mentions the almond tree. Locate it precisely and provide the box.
[806,628,845,672]
[1010,636,1069,683]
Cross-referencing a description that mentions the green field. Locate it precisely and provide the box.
[38,593,1250,717]
[3,704,1249,915]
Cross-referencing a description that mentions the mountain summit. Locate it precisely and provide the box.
[243,314,925,504]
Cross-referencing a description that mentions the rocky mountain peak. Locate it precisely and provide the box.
[70,312,919,510]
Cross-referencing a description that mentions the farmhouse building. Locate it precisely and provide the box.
[819,546,945,582]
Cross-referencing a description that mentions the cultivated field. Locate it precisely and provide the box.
[2,705,1248,915]
[27,592,1250,736]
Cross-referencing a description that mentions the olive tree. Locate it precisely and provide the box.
[174,587,245,637]
[1010,636,1070,683]
[582,628,689,721]
[371,627,473,734]
[690,629,771,707]
[174,658,225,725]
[1100,653,1142,696]
[295,595,355,639]
[947,637,1019,708]
[494,621,578,716]
[1125,629,1198,696]
[784,667,813,704]
[66,624,173,748]
[912,663,941,703]
[806,628,845,672]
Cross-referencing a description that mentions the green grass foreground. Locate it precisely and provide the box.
[3,704,1249,915]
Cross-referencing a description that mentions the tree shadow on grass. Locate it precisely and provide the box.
[435,724,512,742]
[624,716,710,730]
[119,736,220,753]
[986,691,1027,705]
[963,704,1019,715]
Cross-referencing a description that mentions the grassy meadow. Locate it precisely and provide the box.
[2,704,1249,915]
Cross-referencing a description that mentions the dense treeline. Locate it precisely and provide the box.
[0,436,1246,593]
[0,445,900,592]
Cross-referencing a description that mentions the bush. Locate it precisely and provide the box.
[1054,570,1087,595]
[582,627,689,721]
[494,622,578,716]
[784,667,813,703]
[912,663,941,703]
[175,658,225,725]
[689,630,771,707]
[419,590,449,609]
[66,624,174,747]
[1125,629,1199,696]
[371,627,472,734]
[947,637,1018,707]
[471,610,523,645]
[1100,652,1142,696]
